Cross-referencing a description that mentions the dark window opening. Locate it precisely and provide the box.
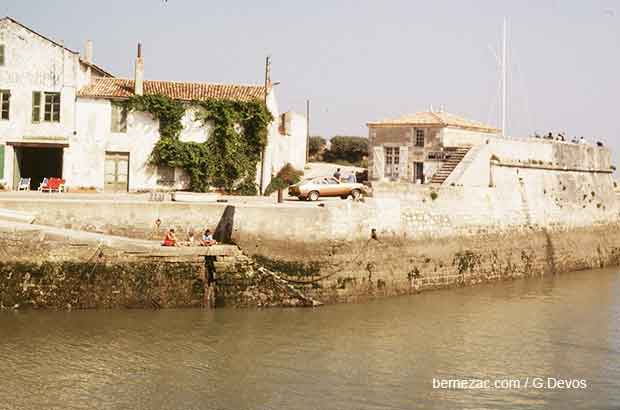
[0,89,9,120]
[415,129,425,147]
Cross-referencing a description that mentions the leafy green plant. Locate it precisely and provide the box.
[430,191,438,201]
[125,95,272,193]
[264,163,303,196]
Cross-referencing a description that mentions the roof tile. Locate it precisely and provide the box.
[368,111,500,133]
[78,78,266,102]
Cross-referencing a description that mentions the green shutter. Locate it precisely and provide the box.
[0,145,5,179]
[0,45,5,66]
[32,91,41,122]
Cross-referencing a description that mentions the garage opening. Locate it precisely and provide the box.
[13,146,64,190]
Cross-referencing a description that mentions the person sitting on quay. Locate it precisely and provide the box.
[184,230,196,246]
[162,228,178,247]
[201,229,217,246]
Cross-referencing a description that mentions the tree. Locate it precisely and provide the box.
[308,136,327,158]
[264,163,304,202]
[324,136,368,165]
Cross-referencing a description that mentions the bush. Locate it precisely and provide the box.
[309,136,327,158]
[232,178,259,196]
[430,191,438,201]
[323,136,368,165]
[264,163,303,196]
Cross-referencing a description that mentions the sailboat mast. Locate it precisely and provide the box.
[501,17,508,138]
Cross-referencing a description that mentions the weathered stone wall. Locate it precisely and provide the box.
[1,191,620,307]
[0,220,241,309]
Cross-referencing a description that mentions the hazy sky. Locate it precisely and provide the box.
[3,0,619,147]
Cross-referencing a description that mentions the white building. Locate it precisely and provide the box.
[0,16,307,193]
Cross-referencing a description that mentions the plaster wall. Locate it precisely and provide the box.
[269,111,307,174]
[0,18,94,185]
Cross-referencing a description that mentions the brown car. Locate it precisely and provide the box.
[288,176,367,201]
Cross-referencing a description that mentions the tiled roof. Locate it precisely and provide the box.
[367,111,500,133]
[78,78,266,102]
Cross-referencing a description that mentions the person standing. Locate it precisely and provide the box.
[333,168,341,181]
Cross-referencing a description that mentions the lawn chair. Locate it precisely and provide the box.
[43,178,63,193]
[17,178,31,191]
[37,178,49,192]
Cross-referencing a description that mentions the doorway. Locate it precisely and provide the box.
[13,146,64,190]
[104,151,129,192]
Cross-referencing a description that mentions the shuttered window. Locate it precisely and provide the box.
[43,92,61,122]
[0,45,5,66]
[32,91,42,122]
[0,90,9,120]
[110,102,128,133]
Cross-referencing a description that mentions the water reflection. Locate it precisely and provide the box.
[1,268,619,409]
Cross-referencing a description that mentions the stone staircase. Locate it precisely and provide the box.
[429,147,471,185]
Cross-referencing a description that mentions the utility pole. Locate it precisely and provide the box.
[306,100,310,164]
[259,55,271,194]
[501,17,508,138]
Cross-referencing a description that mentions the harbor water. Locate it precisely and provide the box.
[1,268,619,410]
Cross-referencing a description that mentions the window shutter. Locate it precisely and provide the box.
[32,92,41,122]
[0,145,4,179]
[399,146,409,180]
[0,45,5,66]
[372,146,384,180]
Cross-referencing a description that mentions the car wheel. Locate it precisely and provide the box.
[308,191,320,201]
[351,189,361,200]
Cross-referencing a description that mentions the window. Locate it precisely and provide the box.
[384,146,400,178]
[32,92,41,123]
[32,92,61,122]
[43,92,61,122]
[0,90,10,120]
[0,45,5,66]
[157,165,175,186]
[415,129,425,147]
[110,102,128,133]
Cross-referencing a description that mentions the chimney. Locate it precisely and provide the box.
[84,40,93,64]
[134,42,144,96]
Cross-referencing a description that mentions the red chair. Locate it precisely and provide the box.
[42,178,65,193]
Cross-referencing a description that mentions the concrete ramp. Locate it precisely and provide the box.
[0,208,35,224]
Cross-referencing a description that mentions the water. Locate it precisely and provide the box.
[1,268,619,410]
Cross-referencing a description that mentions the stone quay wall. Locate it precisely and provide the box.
[1,178,619,306]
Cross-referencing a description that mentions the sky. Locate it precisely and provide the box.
[3,0,619,148]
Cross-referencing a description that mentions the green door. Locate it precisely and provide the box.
[104,152,129,192]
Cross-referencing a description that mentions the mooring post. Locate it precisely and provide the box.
[204,256,217,309]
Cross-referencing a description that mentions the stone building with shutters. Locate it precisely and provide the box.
[0,16,307,192]
[367,110,500,184]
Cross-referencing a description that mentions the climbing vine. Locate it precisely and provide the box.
[125,95,272,193]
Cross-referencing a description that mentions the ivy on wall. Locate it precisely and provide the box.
[125,95,272,193]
